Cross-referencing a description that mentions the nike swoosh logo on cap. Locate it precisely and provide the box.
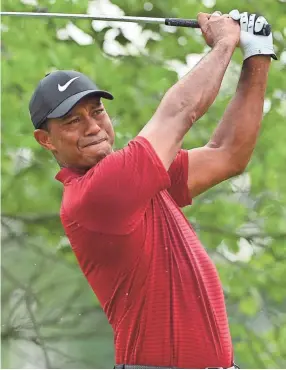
[58,76,80,92]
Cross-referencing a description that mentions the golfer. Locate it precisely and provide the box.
[30,10,276,369]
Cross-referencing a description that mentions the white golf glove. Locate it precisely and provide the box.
[229,10,277,61]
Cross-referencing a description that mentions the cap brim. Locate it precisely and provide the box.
[47,89,114,119]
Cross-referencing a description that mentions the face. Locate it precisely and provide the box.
[34,96,115,170]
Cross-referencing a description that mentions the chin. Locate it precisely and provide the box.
[78,140,113,169]
[88,147,113,167]
[96,150,110,162]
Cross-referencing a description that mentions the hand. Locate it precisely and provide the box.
[229,10,277,61]
[197,11,240,48]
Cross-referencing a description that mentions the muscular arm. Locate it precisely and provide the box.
[208,56,270,163]
[187,56,271,198]
[139,40,236,170]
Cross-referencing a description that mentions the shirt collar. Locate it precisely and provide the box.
[55,167,87,185]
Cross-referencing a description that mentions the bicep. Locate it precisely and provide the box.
[187,146,240,198]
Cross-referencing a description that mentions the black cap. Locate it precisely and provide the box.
[29,70,114,129]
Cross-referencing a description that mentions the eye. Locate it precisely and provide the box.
[66,117,80,125]
[92,108,104,117]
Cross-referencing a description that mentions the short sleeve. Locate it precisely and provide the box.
[167,149,192,208]
[64,136,171,235]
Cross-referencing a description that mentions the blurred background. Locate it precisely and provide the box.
[1,0,286,368]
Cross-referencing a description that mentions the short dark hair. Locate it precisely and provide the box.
[39,119,50,132]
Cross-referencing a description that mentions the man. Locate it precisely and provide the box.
[30,10,276,369]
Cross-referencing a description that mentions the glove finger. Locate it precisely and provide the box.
[254,16,268,33]
[240,12,249,32]
[248,13,256,34]
[229,9,240,21]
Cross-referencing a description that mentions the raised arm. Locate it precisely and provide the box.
[184,12,276,198]
[139,12,240,170]
[186,56,271,197]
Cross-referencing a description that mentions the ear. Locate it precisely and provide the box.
[34,129,56,151]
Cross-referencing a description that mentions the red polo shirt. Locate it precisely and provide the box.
[56,136,233,368]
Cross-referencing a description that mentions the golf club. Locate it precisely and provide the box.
[0,11,271,35]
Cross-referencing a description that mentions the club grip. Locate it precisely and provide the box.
[165,18,199,28]
[165,17,271,36]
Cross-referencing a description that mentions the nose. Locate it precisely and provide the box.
[84,117,101,136]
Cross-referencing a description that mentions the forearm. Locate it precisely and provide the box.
[153,40,235,137]
[208,56,271,171]
[139,14,240,170]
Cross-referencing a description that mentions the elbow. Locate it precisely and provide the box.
[229,159,248,177]
[232,165,246,177]
[222,148,249,178]
[187,111,197,126]
[222,145,252,178]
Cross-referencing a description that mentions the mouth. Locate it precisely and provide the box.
[84,138,107,148]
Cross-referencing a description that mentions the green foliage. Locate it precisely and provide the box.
[1,0,286,368]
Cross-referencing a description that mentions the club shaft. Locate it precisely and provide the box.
[0,11,199,28]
